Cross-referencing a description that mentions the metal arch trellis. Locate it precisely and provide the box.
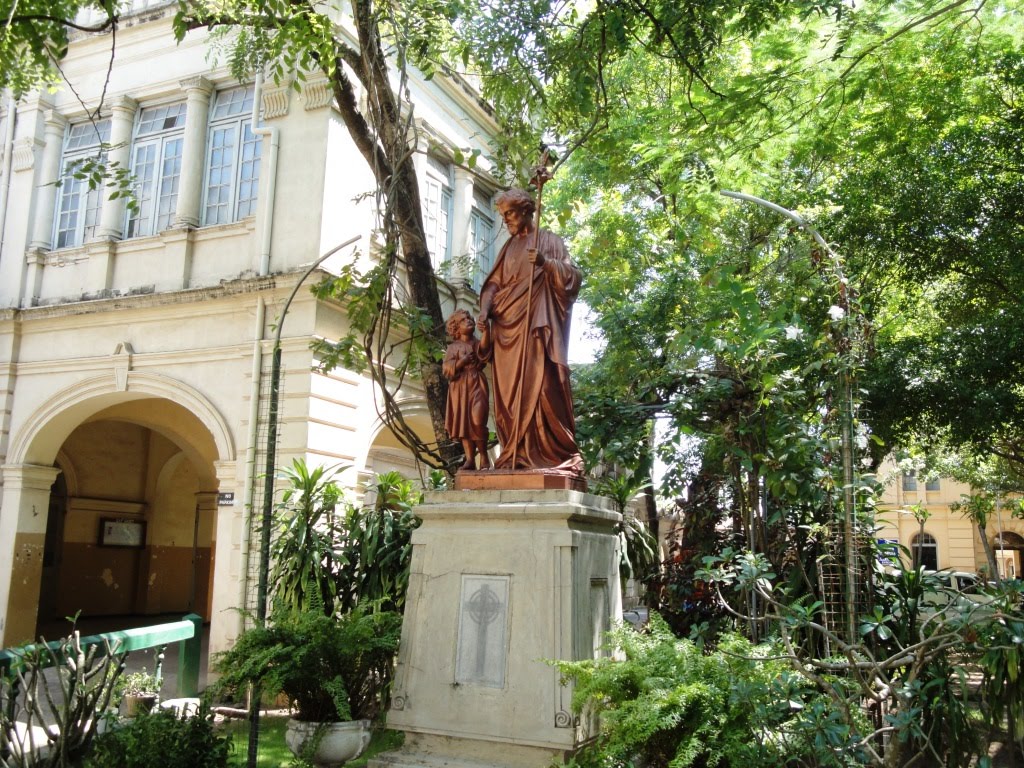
[720,190,870,645]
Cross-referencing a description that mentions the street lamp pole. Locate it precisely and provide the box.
[247,234,361,768]
[720,190,859,644]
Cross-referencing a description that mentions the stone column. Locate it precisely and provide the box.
[174,77,213,229]
[374,489,623,768]
[0,463,60,646]
[95,95,138,241]
[26,110,67,251]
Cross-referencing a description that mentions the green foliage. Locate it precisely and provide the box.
[334,471,422,615]
[212,605,402,723]
[269,459,346,617]
[114,668,161,698]
[0,1,117,97]
[699,550,1024,765]
[968,584,1024,749]
[84,702,232,768]
[555,615,858,768]
[594,473,659,587]
[268,462,421,618]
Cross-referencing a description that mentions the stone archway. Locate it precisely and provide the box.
[362,399,436,484]
[992,530,1024,580]
[0,373,234,646]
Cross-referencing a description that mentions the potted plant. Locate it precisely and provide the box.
[116,668,162,717]
[213,604,401,767]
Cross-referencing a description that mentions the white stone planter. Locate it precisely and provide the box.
[285,718,372,767]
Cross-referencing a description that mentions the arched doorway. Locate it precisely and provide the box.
[1,372,234,646]
[36,410,216,632]
[992,531,1024,580]
[363,401,437,484]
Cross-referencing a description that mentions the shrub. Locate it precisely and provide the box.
[554,614,862,768]
[84,702,231,768]
[212,605,402,722]
[1,630,124,768]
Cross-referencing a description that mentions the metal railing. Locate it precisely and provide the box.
[0,613,203,700]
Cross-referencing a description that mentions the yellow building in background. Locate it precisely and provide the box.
[874,460,1023,580]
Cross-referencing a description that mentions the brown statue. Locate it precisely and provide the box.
[443,309,493,471]
[476,187,583,474]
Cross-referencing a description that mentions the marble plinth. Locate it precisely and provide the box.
[370,489,622,768]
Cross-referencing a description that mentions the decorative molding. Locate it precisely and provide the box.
[554,710,574,728]
[44,248,88,268]
[302,79,333,111]
[43,110,68,133]
[0,463,61,492]
[261,86,291,119]
[553,543,575,728]
[68,496,146,516]
[15,93,53,116]
[8,371,236,466]
[109,95,140,118]
[390,695,407,711]
[180,75,214,95]
[113,341,134,392]
[12,137,40,172]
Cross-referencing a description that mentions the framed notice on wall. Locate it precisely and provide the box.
[99,517,146,548]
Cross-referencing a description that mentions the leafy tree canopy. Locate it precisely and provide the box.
[0,0,116,97]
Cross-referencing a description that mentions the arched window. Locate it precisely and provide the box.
[911,532,938,571]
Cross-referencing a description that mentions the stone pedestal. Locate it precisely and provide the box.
[372,489,622,768]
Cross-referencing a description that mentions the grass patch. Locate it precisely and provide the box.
[220,715,402,767]
[221,715,291,767]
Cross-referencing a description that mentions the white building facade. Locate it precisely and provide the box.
[0,0,501,656]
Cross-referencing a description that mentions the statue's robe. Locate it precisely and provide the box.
[480,228,583,472]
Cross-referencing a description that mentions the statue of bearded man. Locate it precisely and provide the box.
[476,187,583,474]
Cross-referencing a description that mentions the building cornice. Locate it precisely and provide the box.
[6,274,283,322]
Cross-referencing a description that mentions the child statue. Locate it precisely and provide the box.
[443,308,492,471]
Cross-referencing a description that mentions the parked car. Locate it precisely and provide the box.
[921,570,995,615]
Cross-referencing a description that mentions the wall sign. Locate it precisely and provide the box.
[99,517,146,548]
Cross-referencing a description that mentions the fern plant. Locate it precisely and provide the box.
[553,615,861,768]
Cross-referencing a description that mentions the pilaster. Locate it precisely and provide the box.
[27,110,67,252]
[0,463,61,646]
[450,167,474,283]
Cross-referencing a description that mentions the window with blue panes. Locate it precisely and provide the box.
[423,156,453,273]
[126,103,185,237]
[203,86,261,226]
[470,199,495,291]
[54,119,111,248]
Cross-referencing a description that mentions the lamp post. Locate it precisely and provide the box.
[720,190,859,643]
[247,234,361,767]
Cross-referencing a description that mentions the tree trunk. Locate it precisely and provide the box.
[978,522,1000,582]
[326,0,454,465]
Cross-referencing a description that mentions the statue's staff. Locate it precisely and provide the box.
[509,150,554,469]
